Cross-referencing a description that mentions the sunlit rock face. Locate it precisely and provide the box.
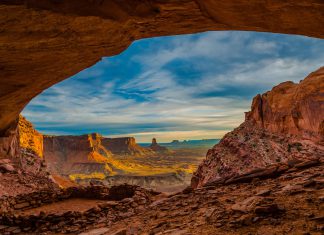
[101,137,152,157]
[43,133,113,174]
[0,116,43,159]
[247,67,324,141]
[43,134,153,175]
[18,116,43,158]
[192,67,324,188]
[0,0,324,142]
[0,117,58,196]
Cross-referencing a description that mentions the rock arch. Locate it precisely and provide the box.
[0,0,323,157]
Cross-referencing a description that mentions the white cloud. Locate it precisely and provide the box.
[198,57,324,93]
[249,40,278,54]
[120,70,175,92]
[23,31,324,142]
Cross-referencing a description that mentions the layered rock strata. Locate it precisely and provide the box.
[101,137,153,157]
[43,133,113,174]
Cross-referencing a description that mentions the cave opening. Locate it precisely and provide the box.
[0,2,323,233]
[17,31,324,193]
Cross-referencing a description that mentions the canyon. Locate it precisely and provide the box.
[15,120,203,192]
[0,67,323,234]
[0,1,323,234]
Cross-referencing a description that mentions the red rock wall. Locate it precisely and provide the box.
[101,137,152,156]
[192,68,324,188]
[246,67,324,141]
[43,134,113,174]
[43,134,153,175]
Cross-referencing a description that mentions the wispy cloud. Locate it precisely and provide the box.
[23,31,324,142]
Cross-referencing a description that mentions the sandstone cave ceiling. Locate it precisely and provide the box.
[0,0,324,134]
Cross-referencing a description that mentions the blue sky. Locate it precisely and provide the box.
[23,31,324,142]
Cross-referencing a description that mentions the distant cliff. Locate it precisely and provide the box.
[149,138,170,153]
[43,134,171,175]
[101,137,153,157]
[43,133,112,174]
[13,118,195,193]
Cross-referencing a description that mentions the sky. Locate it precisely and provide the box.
[23,31,324,142]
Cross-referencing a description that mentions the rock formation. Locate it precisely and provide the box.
[18,115,43,158]
[0,118,58,197]
[192,67,324,188]
[247,68,324,141]
[101,137,153,157]
[0,115,43,159]
[44,133,113,174]
[0,1,324,156]
[149,138,169,153]
[43,134,159,177]
[3,119,190,191]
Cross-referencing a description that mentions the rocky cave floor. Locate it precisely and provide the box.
[85,162,324,235]
[0,159,323,235]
